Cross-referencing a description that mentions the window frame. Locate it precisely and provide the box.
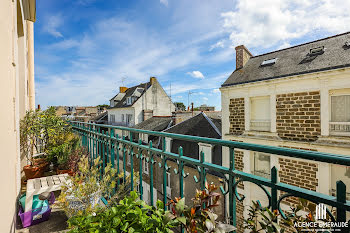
[252,152,271,179]
[250,96,271,132]
[329,92,350,136]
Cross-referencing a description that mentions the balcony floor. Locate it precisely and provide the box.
[15,205,68,233]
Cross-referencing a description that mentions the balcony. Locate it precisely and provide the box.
[330,122,350,136]
[64,121,350,232]
[250,120,271,132]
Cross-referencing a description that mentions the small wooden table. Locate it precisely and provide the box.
[25,174,70,212]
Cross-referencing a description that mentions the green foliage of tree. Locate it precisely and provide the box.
[174,102,186,111]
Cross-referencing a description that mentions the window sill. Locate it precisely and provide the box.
[241,131,281,140]
[314,136,350,148]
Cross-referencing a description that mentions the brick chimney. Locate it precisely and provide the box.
[150,77,157,85]
[119,86,128,93]
[143,110,153,121]
[235,45,252,70]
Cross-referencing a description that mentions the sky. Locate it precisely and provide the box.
[35,0,350,110]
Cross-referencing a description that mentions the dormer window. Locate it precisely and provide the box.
[261,58,277,66]
[345,41,350,48]
[126,97,132,105]
[309,46,324,56]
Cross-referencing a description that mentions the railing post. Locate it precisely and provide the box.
[116,134,120,186]
[122,136,126,184]
[130,132,134,191]
[200,151,206,191]
[162,137,167,210]
[150,141,154,206]
[228,148,236,229]
[179,147,184,199]
[271,166,278,212]
[110,130,115,169]
[336,181,347,232]
[101,130,106,175]
[138,139,143,200]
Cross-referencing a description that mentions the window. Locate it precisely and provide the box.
[143,158,149,175]
[253,152,271,179]
[250,96,271,131]
[261,58,277,66]
[126,97,132,105]
[122,114,125,122]
[166,172,171,198]
[199,143,212,163]
[331,165,350,200]
[330,95,350,136]
[309,46,324,56]
[110,114,115,123]
[126,114,133,126]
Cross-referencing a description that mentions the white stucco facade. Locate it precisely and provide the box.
[108,78,175,127]
[0,0,36,231]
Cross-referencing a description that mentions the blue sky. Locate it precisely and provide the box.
[35,0,350,110]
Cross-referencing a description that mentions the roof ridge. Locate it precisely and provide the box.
[202,112,222,137]
[253,31,350,58]
[163,112,203,132]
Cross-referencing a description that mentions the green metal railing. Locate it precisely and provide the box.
[70,121,350,231]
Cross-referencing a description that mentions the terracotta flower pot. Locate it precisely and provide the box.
[56,168,74,176]
[23,165,45,180]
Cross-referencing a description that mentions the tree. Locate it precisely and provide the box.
[174,102,186,111]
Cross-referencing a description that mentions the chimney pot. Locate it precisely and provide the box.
[119,86,128,93]
[235,45,252,70]
[150,77,157,85]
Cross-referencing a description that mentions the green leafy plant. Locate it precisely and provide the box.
[67,191,175,233]
[165,183,236,233]
[20,107,71,165]
[56,156,117,217]
[244,201,284,233]
[283,198,332,232]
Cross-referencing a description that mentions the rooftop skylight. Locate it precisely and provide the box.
[261,58,277,66]
[309,46,324,56]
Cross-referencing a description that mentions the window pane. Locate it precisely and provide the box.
[251,97,270,121]
[253,152,271,178]
[331,95,350,122]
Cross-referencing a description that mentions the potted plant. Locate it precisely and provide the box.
[56,144,84,176]
[20,107,71,180]
[56,156,117,217]
[20,110,49,179]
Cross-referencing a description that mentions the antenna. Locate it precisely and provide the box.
[121,76,126,86]
[169,82,172,113]
[188,91,193,111]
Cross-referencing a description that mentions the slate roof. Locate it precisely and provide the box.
[91,111,108,123]
[163,112,221,139]
[133,116,172,131]
[109,82,151,109]
[222,32,350,87]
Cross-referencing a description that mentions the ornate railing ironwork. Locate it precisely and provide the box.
[70,121,350,231]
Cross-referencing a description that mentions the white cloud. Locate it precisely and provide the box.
[210,40,225,51]
[202,97,209,101]
[160,0,168,7]
[221,0,350,49]
[43,15,64,37]
[212,88,220,93]
[187,71,204,79]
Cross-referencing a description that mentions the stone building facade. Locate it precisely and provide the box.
[221,33,350,232]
